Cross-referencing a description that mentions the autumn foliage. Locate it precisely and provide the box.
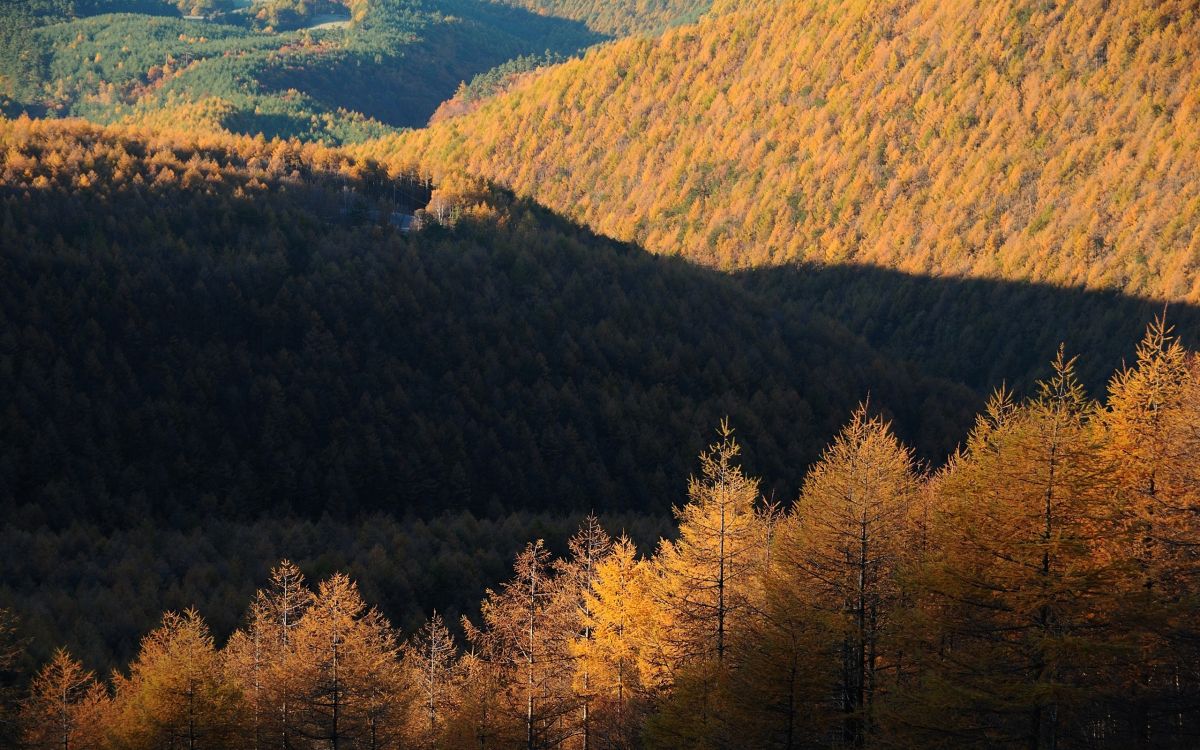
[366,0,1200,300]
[4,319,1198,748]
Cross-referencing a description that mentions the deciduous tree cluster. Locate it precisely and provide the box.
[8,320,1200,748]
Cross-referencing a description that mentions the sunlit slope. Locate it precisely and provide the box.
[364,0,1200,300]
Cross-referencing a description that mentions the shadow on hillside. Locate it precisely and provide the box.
[8,174,1200,670]
[14,153,1200,672]
[736,263,1200,398]
[256,5,606,129]
[5,169,1199,530]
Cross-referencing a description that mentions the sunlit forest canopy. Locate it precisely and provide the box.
[2,0,1200,745]
[370,0,1200,300]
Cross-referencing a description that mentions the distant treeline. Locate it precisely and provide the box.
[0,510,676,670]
[0,0,603,140]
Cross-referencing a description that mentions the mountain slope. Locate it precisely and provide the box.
[0,118,978,526]
[365,0,1200,300]
[0,0,603,141]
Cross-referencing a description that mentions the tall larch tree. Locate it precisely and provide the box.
[356,608,409,750]
[286,573,407,750]
[578,534,658,749]
[20,648,108,750]
[225,559,311,750]
[468,540,575,750]
[916,352,1115,749]
[402,612,458,749]
[1102,318,1200,744]
[780,402,917,747]
[646,420,764,748]
[108,608,244,750]
[557,515,614,750]
[655,420,763,666]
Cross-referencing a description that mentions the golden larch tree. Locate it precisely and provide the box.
[578,534,660,748]
[646,420,764,749]
[556,515,614,750]
[1102,318,1200,744]
[781,402,917,746]
[467,540,576,750]
[915,352,1116,749]
[401,612,458,749]
[108,608,244,750]
[224,559,311,750]
[654,420,763,667]
[285,573,408,750]
[20,648,109,750]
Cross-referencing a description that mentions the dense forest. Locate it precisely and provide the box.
[429,52,566,123]
[3,108,1199,682]
[2,320,1198,748]
[0,117,981,532]
[0,510,675,671]
[0,0,603,141]
[367,0,1200,300]
[3,0,1200,745]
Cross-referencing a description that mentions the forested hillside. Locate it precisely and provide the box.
[0,510,675,671]
[4,0,1200,744]
[6,117,1197,683]
[3,325,1199,748]
[492,0,709,36]
[0,117,977,530]
[0,0,603,141]
[368,0,1200,300]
